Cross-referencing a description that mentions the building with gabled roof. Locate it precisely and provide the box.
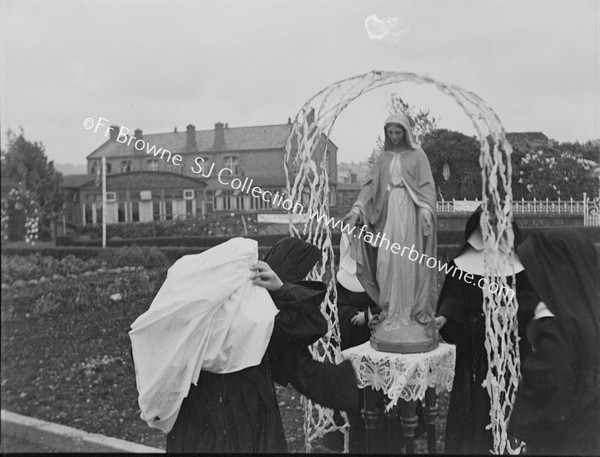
[60,119,338,229]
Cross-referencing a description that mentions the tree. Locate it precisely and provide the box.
[421,129,481,200]
[1,129,64,239]
[511,142,599,200]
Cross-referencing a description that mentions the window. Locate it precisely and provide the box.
[328,189,336,206]
[130,191,141,201]
[106,192,116,202]
[96,205,102,224]
[121,161,132,173]
[186,200,193,217]
[117,192,127,201]
[214,189,235,211]
[106,163,112,174]
[140,191,152,200]
[222,191,233,211]
[131,202,140,222]
[165,201,173,220]
[153,201,161,221]
[183,189,194,200]
[148,159,159,171]
[251,189,272,210]
[84,204,93,225]
[118,203,127,223]
[224,156,239,174]
[235,191,245,210]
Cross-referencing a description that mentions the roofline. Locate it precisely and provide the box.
[85,121,339,156]
[77,170,208,189]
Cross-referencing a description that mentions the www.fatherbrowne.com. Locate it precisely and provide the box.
[303,208,515,301]
[204,167,514,301]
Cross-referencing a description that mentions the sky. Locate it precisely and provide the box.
[1,0,599,166]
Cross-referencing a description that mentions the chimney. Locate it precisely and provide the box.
[109,125,120,140]
[186,124,197,152]
[213,122,226,150]
[174,127,178,133]
[134,129,143,140]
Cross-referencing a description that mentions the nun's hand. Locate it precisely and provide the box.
[420,210,433,236]
[250,261,283,291]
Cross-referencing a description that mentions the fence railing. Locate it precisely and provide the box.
[437,193,600,227]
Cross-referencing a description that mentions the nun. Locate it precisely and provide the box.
[508,228,600,456]
[435,209,537,454]
[131,237,359,454]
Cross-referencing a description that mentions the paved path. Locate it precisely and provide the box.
[1,409,163,453]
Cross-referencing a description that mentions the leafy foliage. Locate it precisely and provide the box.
[77,213,259,240]
[96,245,170,269]
[1,129,64,236]
[421,129,481,200]
[511,141,599,199]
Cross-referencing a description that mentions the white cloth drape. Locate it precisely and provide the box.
[129,237,278,433]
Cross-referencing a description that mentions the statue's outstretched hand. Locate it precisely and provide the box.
[421,210,433,236]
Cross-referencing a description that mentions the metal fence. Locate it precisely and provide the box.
[437,192,600,227]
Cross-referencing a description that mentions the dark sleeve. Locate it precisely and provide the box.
[515,272,537,360]
[436,266,467,345]
[508,317,576,441]
[286,349,360,414]
[269,282,302,306]
[267,281,328,387]
[269,282,328,347]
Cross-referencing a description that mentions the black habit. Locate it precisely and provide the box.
[166,237,360,453]
[508,229,600,456]
[437,210,537,454]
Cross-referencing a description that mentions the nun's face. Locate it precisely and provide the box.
[386,124,406,145]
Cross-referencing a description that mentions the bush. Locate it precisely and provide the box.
[69,214,261,240]
[96,245,170,270]
[1,254,104,283]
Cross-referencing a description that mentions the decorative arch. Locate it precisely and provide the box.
[284,71,520,454]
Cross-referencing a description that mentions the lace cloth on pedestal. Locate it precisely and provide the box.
[340,342,456,412]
